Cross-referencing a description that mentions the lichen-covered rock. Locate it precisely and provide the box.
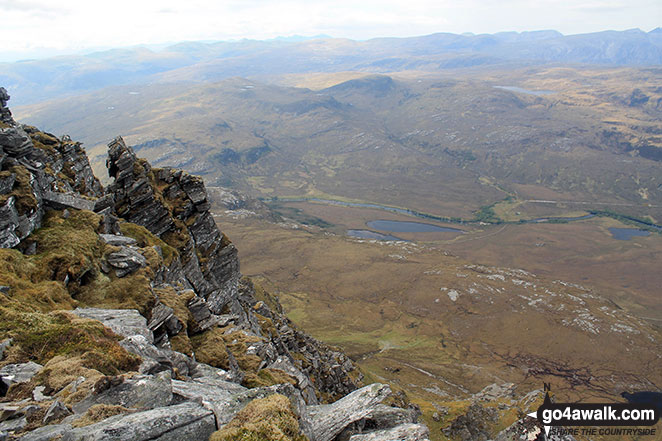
[59,402,216,441]
[72,371,173,414]
[304,383,392,441]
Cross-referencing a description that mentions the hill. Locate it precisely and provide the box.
[2,28,662,105]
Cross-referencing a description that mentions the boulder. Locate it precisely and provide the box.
[0,127,32,158]
[17,424,72,441]
[73,308,153,343]
[59,402,216,441]
[119,335,194,377]
[0,361,42,390]
[106,246,147,277]
[43,400,72,424]
[41,191,96,211]
[99,234,137,247]
[72,371,173,414]
[304,383,392,441]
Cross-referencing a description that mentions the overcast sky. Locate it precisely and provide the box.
[0,0,660,61]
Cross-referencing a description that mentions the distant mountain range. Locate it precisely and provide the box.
[2,28,661,105]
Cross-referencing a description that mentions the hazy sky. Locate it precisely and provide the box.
[0,0,659,61]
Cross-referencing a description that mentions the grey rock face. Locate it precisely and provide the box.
[106,246,147,277]
[119,335,194,377]
[17,424,72,441]
[0,173,14,195]
[268,356,318,405]
[0,87,12,125]
[73,308,153,343]
[0,416,25,433]
[43,400,72,424]
[337,404,419,439]
[72,371,173,414]
[59,402,216,441]
[348,424,431,441]
[0,361,42,389]
[106,137,240,311]
[99,234,137,246]
[0,197,20,248]
[305,383,392,441]
[0,127,33,159]
[41,191,96,211]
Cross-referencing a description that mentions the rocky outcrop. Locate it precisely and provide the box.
[0,88,12,125]
[107,137,240,313]
[0,93,103,250]
[0,93,429,441]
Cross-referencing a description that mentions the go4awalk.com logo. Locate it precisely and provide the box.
[527,387,660,438]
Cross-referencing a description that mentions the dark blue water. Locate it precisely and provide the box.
[609,228,651,240]
[367,220,463,233]
[347,229,405,241]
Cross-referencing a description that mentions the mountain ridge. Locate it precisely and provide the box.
[3,28,662,105]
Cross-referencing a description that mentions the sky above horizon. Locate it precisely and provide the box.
[0,0,660,61]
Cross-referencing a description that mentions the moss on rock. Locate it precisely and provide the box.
[209,394,307,441]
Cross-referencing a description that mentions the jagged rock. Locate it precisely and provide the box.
[187,295,225,333]
[0,88,12,125]
[107,137,175,236]
[0,127,33,159]
[0,362,42,390]
[0,197,21,248]
[148,303,183,340]
[305,383,392,441]
[0,173,14,195]
[17,424,72,441]
[59,402,216,441]
[72,371,172,414]
[348,423,430,441]
[119,335,194,377]
[106,246,147,277]
[106,138,241,314]
[338,404,420,439]
[41,191,95,211]
[268,356,318,404]
[43,400,72,424]
[93,194,114,212]
[73,308,153,343]
[99,234,136,246]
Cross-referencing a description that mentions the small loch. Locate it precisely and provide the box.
[608,228,651,241]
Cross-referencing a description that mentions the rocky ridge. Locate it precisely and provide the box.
[0,87,446,440]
